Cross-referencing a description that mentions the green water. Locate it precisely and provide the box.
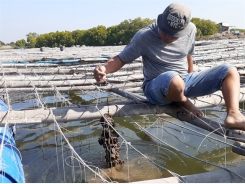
[12,91,245,182]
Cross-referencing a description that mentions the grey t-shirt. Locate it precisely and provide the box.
[118,22,196,86]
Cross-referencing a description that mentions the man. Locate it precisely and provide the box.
[94,3,245,130]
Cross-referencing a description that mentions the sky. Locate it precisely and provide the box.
[0,0,245,43]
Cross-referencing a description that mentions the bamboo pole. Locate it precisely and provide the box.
[0,68,75,74]
[0,69,141,88]
[0,63,58,67]
[193,54,241,62]
[1,90,245,157]
[111,87,245,108]
[194,47,236,54]
[110,88,245,145]
[1,98,245,144]
[112,88,245,156]
[0,89,239,124]
[74,63,143,72]
[0,79,96,87]
[124,87,142,92]
[0,71,142,81]
[85,71,139,77]
[0,103,172,124]
[0,63,143,75]
[194,43,245,51]
[0,82,143,92]
[0,74,86,81]
[106,74,143,82]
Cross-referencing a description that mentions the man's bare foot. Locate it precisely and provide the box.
[224,111,245,131]
[177,98,204,120]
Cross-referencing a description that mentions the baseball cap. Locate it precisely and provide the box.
[157,3,191,37]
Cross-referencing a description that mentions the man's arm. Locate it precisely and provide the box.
[187,55,194,73]
[94,55,125,83]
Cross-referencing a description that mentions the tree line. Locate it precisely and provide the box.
[1,17,243,49]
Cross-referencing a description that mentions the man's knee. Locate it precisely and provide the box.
[228,66,238,74]
[225,66,239,79]
[166,75,185,101]
[169,75,185,91]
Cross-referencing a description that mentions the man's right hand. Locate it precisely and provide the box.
[94,65,106,84]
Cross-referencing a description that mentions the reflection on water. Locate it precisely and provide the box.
[11,91,245,182]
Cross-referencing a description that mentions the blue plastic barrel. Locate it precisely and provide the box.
[0,99,25,183]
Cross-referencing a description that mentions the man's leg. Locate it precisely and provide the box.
[143,71,201,118]
[222,67,245,130]
[166,75,203,119]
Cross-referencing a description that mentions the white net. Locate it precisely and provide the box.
[0,39,245,182]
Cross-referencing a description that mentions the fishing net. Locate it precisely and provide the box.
[0,39,245,182]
